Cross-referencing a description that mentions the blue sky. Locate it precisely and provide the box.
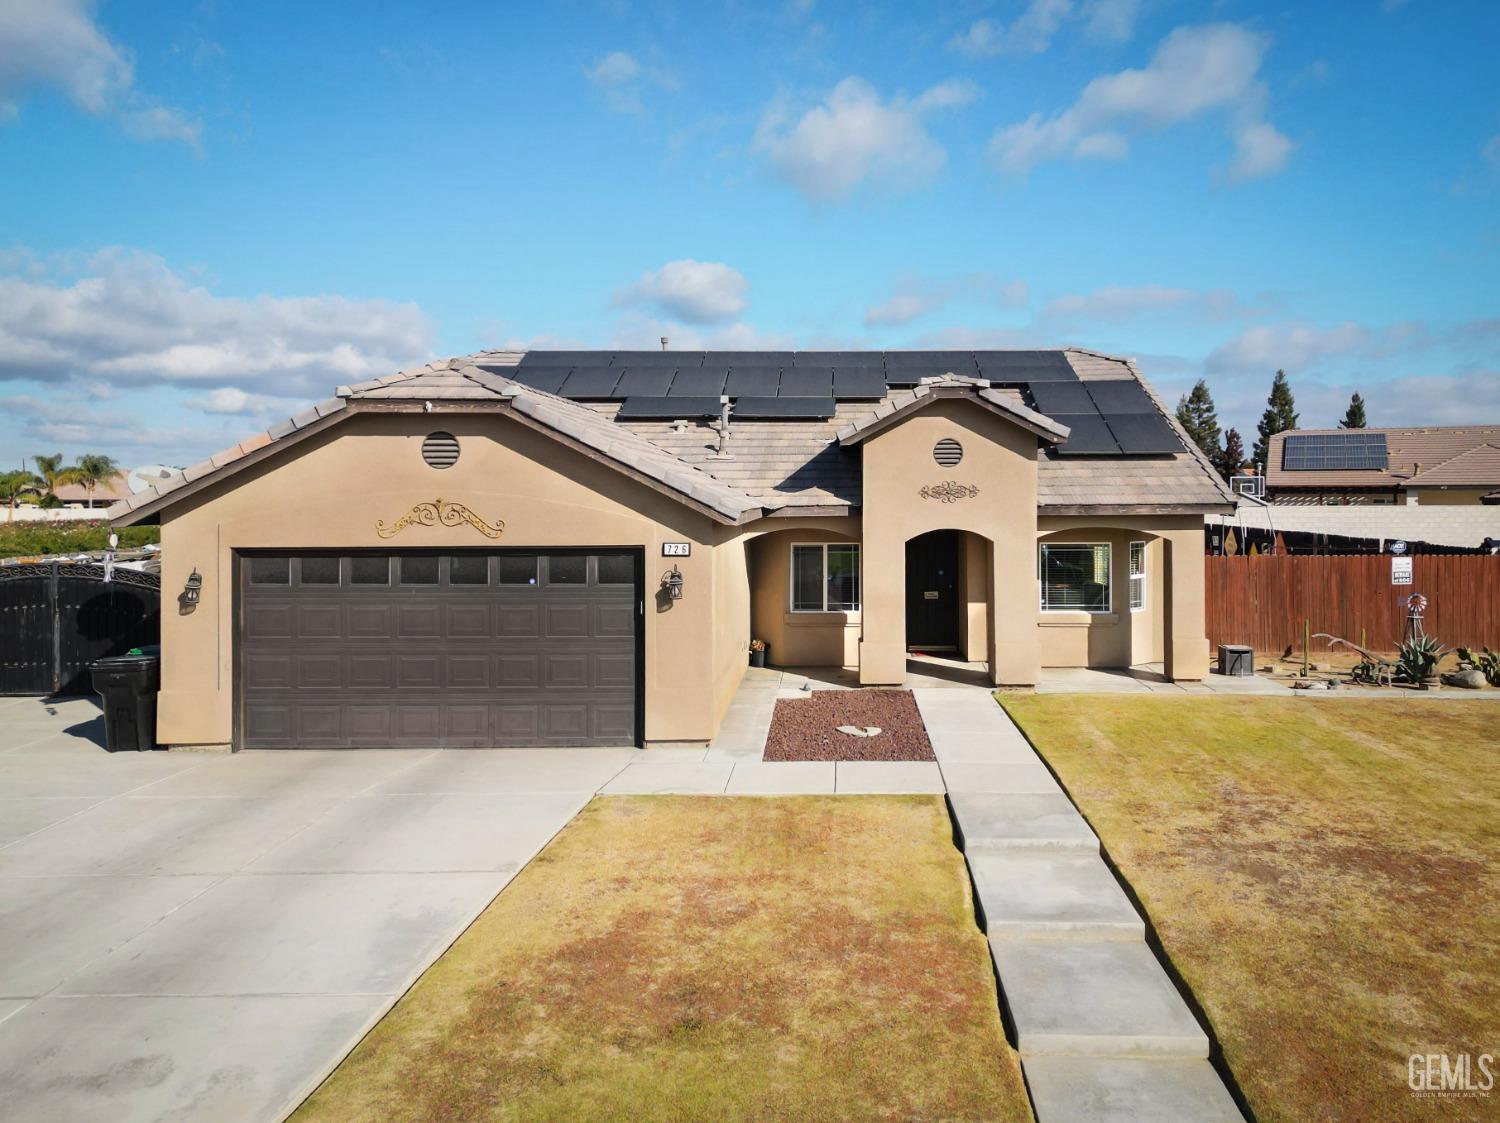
[2,0,1497,472]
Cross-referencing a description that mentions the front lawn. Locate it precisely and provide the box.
[295,795,1031,1122]
[1001,695,1500,1123]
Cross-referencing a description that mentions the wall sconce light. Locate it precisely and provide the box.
[662,565,684,600]
[182,568,203,606]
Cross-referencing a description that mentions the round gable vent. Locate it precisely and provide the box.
[933,438,964,467]
[421,431,460,469]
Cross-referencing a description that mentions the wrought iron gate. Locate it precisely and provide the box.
[0,562,161,695]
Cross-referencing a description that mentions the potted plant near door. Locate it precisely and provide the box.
[749,639,769,668]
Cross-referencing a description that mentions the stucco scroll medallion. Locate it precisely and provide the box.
[919,481,979,503]
[376,498,506,540]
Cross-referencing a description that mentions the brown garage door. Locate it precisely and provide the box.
[237,551,639,748]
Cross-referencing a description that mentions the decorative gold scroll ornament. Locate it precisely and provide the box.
[919,481,979,503]
[376,498,505,540]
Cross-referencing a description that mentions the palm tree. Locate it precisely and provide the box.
[0,470,43,522]
[32,453,66,503]
[57,454,120,508]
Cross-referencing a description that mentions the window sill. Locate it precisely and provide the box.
[784,611,861,625]
[1039,612,1119,626]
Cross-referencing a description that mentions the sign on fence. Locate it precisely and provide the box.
[1391,557,1413,585]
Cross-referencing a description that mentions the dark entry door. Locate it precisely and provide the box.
[906,531,959,649]
[238,551,640,748]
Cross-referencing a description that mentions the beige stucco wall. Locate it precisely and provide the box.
[745,521,862,667]
[153,409,741,748]
[857,400,1041,685]
[1409,488,1492,505]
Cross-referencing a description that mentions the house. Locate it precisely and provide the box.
[55,471,133,508]
[1265,425,1500,506]
[108,349,1233,751]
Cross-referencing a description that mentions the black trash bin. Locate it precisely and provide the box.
[91,654,161,752]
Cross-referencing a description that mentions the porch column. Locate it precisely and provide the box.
[1163,527,1209,680]
[988,531,1039,686]
[958,532,989,663]
[858,525,906,684]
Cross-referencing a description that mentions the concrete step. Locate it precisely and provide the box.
[1022,1056,1244,1122]
[950,792,1100,851]
[969,850,1142,940]
[991,939,1209,1058]
[941,760,1063,795]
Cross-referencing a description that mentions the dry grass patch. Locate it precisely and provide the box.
[295,795,1030,1123]
[1001,695,1500,1123]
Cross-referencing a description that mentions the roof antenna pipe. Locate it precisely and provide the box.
[708,394,734,460]
[660,336,668,351]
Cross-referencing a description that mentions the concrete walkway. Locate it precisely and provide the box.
[924,692,1244,1122]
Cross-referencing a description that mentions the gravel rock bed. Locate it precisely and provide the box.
[763,689,935,762]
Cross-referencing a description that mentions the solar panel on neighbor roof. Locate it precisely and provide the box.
[1281,432,1388,471]
[558,366,622,398]
[796,351,883,367]
[502,365,570,394]
[518,351,603,368]
[710,351,794,368]
[1085,379,1157,414]
[833,368,888,399]
[724,366,781,397]
[1105,412,1182,454]
[612,367,676,397]
[778,368,833,397]
[1051,414,1122,455]
[611,351,705,368]
[1029,381,1097,415]
[733,396,836,419]
[615,396,722,419]
[669,368,728,397]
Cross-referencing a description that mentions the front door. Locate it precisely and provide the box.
[905,531,959,649]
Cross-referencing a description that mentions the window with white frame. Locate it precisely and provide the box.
[791,543,860,612]
[1129,541,1147,611]
[1039,543,1111,612]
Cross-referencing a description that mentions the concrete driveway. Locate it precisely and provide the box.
[0,694,634,1122]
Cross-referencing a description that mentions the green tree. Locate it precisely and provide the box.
[1218,428,1247,482]
[0,470,43,522]
[57,454,120,507]
[1174,379,1223,462]
[1251,369,1299,471]
[31,453,67,501]
[1339,392,1367,429]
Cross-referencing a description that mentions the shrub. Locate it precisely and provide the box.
[0,520,160,559]
[1457,647,1500,687]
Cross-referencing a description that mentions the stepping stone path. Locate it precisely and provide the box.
[914,691,1244,1123]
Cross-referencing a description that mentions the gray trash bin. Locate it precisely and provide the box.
[1217,644,1253,676]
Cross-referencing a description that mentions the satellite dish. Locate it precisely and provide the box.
[126,464,178,494]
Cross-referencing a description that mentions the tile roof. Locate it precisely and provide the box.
[1266,425,1500,491]
[109,348,1232,524]
[1404,443,1500,488]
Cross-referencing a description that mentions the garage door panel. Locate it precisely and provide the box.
[240,551,638,748]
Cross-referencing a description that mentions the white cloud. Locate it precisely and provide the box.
[0,0,201,147]
[950,0,1140,57]
[584,50,676,114]
[990,23,1292,181]
[613,260,749,324]
[0,248,433,398]
[754,76,979,203]
[864,274,1028,328]
[1204,322,1381,376]
[183,387,289,416]
[1483,134,1500,168]
[4,394,215,455]
[1042,283,1249,325]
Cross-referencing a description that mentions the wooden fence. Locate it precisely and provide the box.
[1205,554,1500,653]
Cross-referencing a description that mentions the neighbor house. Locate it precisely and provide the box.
[1265,425,1500,506]
[108,349,1232,751]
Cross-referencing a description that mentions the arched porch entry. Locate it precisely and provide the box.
[904,529,992,663]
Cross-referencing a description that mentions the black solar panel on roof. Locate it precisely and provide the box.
[615,396,722,419]
[711,351,794,367]
[501,365,570,394]
[1029,381,1097,415]
[833,368,888,399]
[733,396,836,419]
[724,365,781,397]
[883,351,977,374]
[978,350,1070,368]
[1085,379,1157,414]
[669,368,727,397]
[778,368,833,397]
[612,367,675,397]
[518,351,602,367]
[611,351,704,367]
[558,366,622,398]
[797,351,883,367]
[1281,432,1388,471]
[1105,412,1182,454]
[1051,414,1122,455]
